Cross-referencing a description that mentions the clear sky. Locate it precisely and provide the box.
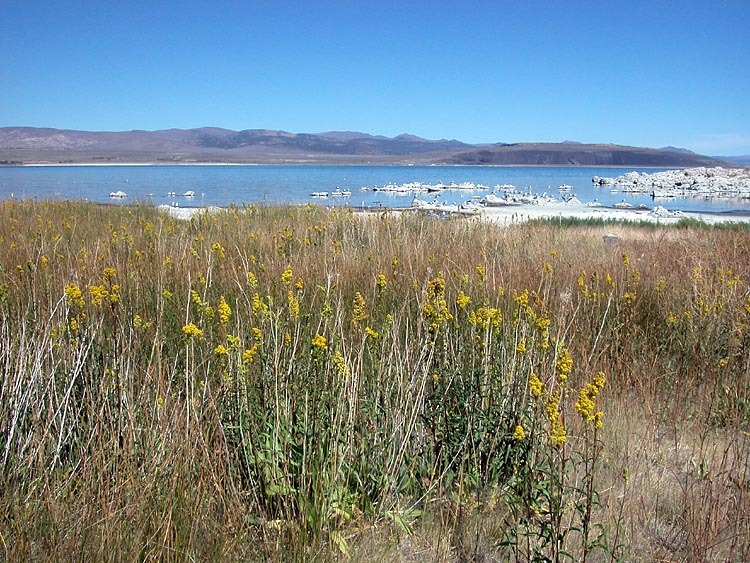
[2,0,749,154]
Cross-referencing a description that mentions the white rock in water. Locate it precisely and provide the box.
[594,167,750,199]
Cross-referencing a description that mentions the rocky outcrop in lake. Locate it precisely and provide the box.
[593,167,750,199]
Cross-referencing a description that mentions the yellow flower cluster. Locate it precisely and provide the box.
[311,333,328,352]
[182,323,203,339]
[190,290,214,320]
[529,372,545,397]
[513,425,526,441]
[376,273,387,294]
[575,372,606,428]
[88,284,109,306]
[545,396,567,446]
[287,291,300,319]
[213,296,230,326]
[456,290,471,309]
[475,264,486,281]
[252,293,269,316]
[242,344,259,364]
[555,347,573,382]
[65,283,85,308]
[514,289,529,307]
[211,242,226,259]
[247,271,258,288]
[422,275,453,332]
[468,305,502,330]
[352,291,368,323]
[331,350,349,377]
[281,265,293,287]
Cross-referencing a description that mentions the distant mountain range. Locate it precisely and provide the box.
[0,126,739,167]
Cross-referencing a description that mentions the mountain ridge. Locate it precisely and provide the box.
[0,126,735,167]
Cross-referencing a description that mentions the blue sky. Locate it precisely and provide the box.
[2,0,749,154]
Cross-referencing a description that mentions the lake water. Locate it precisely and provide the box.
[1,164,748,213]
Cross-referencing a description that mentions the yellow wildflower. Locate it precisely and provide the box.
[352,292,368,323]
[88,284,109,306]
[556,347,573,381]
[214,344,229,357]
[217,296,232,326]
[252,292,268,315]
[515,289,529,307]
[513,425,526,441]
[364,326,379,339]
[247,271,258,288]
[65,283,85,308]
[376,273,387,293]
[109,284,120,304]
[516,338,527,354]
[287,290,300,319]
[468,305,502,330]
[242,344,259,364]
[545,395,567,445]
[529,373,545,397]
[211,242,226,259]
[182,323,203,339]
[575,372,606,425]
[332,350,349,376]
[311,333,328,352]
[594,411,604,429]
[281,265,293,287]
[456,290,471,309]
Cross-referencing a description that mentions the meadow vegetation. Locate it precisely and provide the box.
[1,200,748,562]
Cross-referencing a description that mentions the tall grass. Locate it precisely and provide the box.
[1,199,748,561]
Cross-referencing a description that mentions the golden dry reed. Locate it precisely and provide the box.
[0,199,748,562]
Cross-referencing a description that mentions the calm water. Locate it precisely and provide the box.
[1,164,748,213]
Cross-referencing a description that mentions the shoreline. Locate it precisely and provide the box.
[156,202,750,225]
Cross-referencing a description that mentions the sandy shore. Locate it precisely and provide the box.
[157,203,750,226]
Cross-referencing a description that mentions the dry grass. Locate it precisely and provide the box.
[0,199,748,561]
